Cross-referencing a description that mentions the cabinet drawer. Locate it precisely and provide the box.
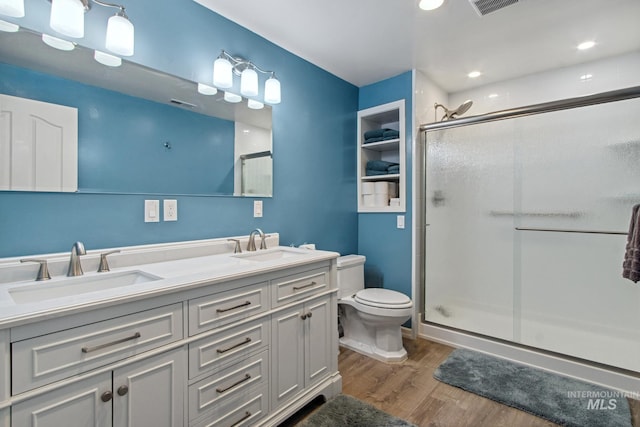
[12,303,183,394]
[189,318,269,379]
[272,267,329,307]
[189,350,268,422]
[189,281,269,336]
[191,382,268,427]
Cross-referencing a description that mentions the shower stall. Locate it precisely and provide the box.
[420,86,640,373]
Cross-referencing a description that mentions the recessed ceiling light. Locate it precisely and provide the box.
[419,0,445,11]
[468,71,482,78]
[577,40,596,50]
[580,74,593,81]
[488,93,499,99]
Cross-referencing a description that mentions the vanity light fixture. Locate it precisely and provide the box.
[45,0,134,56]
[197,83,218,95]
[213,50,281,104]
[247,99,264,110]
[94,49,121,67]
[0,18,19,31]
[223,91,242,103]
[42,33,76,50]
[0,0,24,17]
[419,0,444,11]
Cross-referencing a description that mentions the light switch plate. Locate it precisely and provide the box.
[164,199,177,221]
[254,200,263,218]
[397,215,405,229]
[144,200,160,223]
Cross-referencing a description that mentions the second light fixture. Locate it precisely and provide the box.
[213,50,281,104]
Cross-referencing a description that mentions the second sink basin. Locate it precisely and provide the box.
[9,270,162,304]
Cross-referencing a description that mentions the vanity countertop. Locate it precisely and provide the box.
[0,245,339,329]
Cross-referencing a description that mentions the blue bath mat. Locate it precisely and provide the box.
[434,348,632,427]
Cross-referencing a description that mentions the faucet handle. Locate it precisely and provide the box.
[98,250,120,272]
[20,258,52,281]
[227,239,242,254]
[260,234,269,250]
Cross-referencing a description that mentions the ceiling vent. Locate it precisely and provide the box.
[468,0,519,16]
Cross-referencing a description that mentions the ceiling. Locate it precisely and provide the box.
[194,0,640,93]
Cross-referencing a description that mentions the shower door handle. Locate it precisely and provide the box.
[515,227,627,236]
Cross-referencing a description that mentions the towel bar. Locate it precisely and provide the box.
[491,211,581,218]
[515,227,627,236]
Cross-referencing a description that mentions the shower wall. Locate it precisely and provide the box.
[424,95,640,372]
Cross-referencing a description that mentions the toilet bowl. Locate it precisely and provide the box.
[337,255,413,363]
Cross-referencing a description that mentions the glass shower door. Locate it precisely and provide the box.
[424,120,516,340]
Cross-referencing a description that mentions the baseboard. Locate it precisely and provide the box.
[419,322,640,395]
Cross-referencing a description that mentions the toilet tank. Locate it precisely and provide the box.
[336,255,366,299]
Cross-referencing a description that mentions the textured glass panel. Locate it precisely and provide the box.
[424,121,515,340]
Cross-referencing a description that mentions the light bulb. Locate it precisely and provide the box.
[0,19,19,32]
[197,83,217,95]
[94,50,122,67]
[213,56,233,88]
[419,0,444,11]
[240,67,259,97]
[247,99,264,110]
[224,92,242,103]
[264,76,281,104]
[50,0,85,38]
[106,13,134,56]
[0,0,24,17]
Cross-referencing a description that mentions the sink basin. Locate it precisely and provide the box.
[233,248,306,262]
[9,270,162,304]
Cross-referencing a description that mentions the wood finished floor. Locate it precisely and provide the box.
[286,337,640,427]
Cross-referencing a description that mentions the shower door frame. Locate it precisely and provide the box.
[414,86,640,332]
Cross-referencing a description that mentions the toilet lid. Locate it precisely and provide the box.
[354,288,412,309]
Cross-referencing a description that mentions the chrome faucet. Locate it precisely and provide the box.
[247,229,265,252]
[68,241,86,277]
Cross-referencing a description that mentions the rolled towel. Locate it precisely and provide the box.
[364,136,384,144]
[382,129,400,140]
[623,204,640,283]
[366,160,399,171]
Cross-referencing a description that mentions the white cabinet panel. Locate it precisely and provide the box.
[271,305,304,408]
[0,94,77,192]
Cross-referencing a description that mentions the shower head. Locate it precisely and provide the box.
[434,100,473,121]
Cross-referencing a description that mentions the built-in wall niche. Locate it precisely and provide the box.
[0,28,273,197]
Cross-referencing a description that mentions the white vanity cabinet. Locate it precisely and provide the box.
[12,348,185,427]
[271,294,334,409]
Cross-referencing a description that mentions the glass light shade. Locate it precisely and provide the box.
[0,0,24,17]
[94,50,122,67]
[0,19,19,32]
[197,83,218,95]
[247,99,264,110]
[106,14,134,56]
[264,77,281,104]
[223,92,242,103]
[42,33,75,51]
[213,57,233,88]
[419,0,444,10]
[50,0,85,38]
[240,68,259,97]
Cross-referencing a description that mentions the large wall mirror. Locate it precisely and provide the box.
[0,28,273,197]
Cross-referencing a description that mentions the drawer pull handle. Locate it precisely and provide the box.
[230,411,251,427]
[293,281,317,291]
[81,332,141,353]
[216,373,252,394]
[217,337,252,354]
[216,300,252,313]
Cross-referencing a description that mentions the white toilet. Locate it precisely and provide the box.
[337,255,413,363]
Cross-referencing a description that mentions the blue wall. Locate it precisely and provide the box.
[1,63,235,194]
[358,71,413,299]
[0,0,359,257]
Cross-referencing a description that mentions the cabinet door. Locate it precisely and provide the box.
[271,305,304,409]
[11,373,112,427]
[305,297,331,388]
[112,347,186,427]
[1,408,9,427]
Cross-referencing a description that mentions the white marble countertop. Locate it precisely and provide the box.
[0,237,339,329]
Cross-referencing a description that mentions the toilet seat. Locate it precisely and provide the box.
[354,288,413,309]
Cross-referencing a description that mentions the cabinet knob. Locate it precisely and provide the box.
[307,312,313,318]
[117,385,129,396]
[101,391,113,402]
[300,314,308,320]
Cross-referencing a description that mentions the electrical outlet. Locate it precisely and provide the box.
[144,200,160,223]
[254,200,263,218]
[164,199,177,221]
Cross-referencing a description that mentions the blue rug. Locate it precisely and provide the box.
[434,348,632,427]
